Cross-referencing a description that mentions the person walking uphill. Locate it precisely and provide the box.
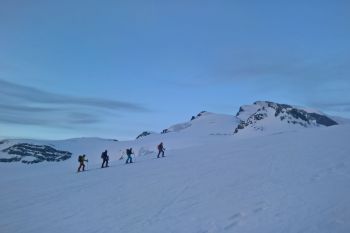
[125,148,134,164]
[77,154,88,172]
[101,150,109,168]
[157,142,165,158]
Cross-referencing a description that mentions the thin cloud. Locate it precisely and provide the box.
[0,79,150,127]
[207,52,350,85]
[0,103,58,112]
[0,114,58,126]
[310,101,350,113]
[0,79,149,111]
[0,107,100,127]
[67,112,100,124]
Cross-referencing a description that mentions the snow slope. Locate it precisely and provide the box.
[161,111,239,135]
[0,107,350,233]
[0,112,239,165]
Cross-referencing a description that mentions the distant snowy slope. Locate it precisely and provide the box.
[162,111,239,136]
[0,112,241,165]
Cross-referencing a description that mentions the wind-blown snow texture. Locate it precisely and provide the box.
[0,102,350,233]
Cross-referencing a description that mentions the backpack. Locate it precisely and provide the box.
[78,155,83,162]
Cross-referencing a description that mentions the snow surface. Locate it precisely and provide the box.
[0,112,350,233]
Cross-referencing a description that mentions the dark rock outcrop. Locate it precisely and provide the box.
[196,111,207,117]
[0,140,9,145]
[136,131,153,139]
[190,111,208,121]
[161,129,169,134]
[1,143,72,164]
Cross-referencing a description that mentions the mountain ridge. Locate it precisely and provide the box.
[0,101,347,164]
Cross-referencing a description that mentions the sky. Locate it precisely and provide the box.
[0,0,349,140]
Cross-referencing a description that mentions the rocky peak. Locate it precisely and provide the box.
[234,101,338,134]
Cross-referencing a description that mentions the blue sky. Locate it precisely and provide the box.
[0,0,349,140]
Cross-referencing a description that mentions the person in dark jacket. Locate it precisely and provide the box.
[77,154,88,172]
[101,150,109,168]
[125,148,134,164]
[157,142,165,158]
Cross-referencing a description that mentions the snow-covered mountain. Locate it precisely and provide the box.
[0,101,349,233]
[0,101,343,164]
[234,101,338,135]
